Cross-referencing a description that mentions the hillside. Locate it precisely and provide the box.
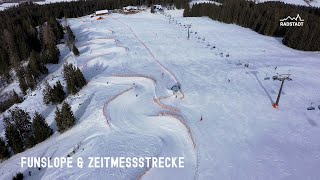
[0,9,320,179]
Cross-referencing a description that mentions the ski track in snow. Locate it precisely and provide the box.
[74,18,198,179]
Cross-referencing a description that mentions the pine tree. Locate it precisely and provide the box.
[25,68,36,90]
[66,26,75,44]
[12,172,24,180]
[54,107,64,132]
[32,112,53,144]
[62,102,76,131]
[3,29,20,66]
[43,81,53,105]
[72,44,80,56]
[51,80,65,104]
[46,45,60,64]
[55,102,76,133]
[12,90,22,104]
[16,67,28,95]
[75,68,86,88]
[4,118,24,154]
[63,64,86,95]
[28,51,48,79]
[0,137,10,160]
[9,108,32,146]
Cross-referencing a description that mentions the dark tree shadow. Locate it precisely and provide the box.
[83,61,109,81]
[75,94,94,121]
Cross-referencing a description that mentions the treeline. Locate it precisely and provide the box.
[184,0,320,51]
[0,12,83,113]
[0,102,76,159]
[1,17,63,95]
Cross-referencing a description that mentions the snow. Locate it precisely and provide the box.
[190,0,222,6]
[0,0,76,11]
[0,2,18,10]
[1,9,320,179]
[256,0,320,7]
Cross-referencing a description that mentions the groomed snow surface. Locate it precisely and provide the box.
[1,9,320,179]
[256,0,320,7]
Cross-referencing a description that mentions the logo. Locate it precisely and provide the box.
[280,14,304,27]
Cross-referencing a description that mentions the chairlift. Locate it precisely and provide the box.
[264,73,270,80]
[244,63,249,67]
[307,103,315,110]
[272,75,278,81]
[318,105,320,110]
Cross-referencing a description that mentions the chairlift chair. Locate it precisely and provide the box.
[244,63,249,67]
[307,103,315,110]
[264,73,270,80]
[318,105,320,110]
[272,75,278,81]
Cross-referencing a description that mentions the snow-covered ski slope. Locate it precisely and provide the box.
[256,0,320,7]
[1,9,320,179]
[0,0,76,11]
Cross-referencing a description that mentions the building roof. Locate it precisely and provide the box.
[95,10,109,15]
[124,6,138,10]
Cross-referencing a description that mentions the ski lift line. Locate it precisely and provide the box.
[291,80,319,99]
[110,17,181,87]
[242,59,319,105]
[286,82,313,103]
[176,13,320,104]
[171,14,318,103]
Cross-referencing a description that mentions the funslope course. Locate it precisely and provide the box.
[1,9,320,180]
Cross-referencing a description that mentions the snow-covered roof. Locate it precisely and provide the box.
[95,9,109,15]
[123,6,138,10]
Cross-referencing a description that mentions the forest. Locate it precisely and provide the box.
[184,0,320,51]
